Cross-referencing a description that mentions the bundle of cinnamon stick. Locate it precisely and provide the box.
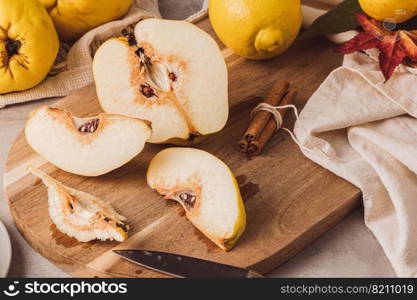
[238,79,297,156]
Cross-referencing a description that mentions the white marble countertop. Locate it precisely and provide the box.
[0,0,395,278]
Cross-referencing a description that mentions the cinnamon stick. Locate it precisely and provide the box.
[248,89,298,155]
[243,80,289,143]
[238,137,249,153]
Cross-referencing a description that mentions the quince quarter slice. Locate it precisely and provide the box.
[147,148,246,251]
[28,167,129,242]
[25,106,152,177]
[93,19,228,145]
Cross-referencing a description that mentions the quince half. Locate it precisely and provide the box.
[38,0,134,42]
[93,19,228,145]
[0,0,59,94]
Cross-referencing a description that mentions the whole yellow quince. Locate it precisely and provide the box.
[0,0,59,94]
[359,0,417,23]
[38,0,134,42]
[209,0,302,60]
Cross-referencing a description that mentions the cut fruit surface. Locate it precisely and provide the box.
[93,18,228,145]
[147,148,246,251]
[28,167,129,242]
[25,106,152,176]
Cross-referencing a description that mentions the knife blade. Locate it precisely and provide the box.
[113,250,263,278]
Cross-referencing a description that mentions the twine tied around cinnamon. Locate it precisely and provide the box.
[238,79,332,160]
[250,102,331,159]
[250,102,293,129]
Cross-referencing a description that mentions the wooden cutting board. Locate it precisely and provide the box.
[4,17,361,277]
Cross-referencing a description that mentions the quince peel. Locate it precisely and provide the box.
[339,13,417,81]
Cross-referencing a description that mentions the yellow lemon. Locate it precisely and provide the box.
[38,0,133,42]
[209,0,302,60]
[0,0,59,94]
[359,0,417,23]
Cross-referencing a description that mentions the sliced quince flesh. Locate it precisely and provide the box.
[25,106,152,176]
[28,167,129,242]
[93,19,228,145]
[147,148,246,251]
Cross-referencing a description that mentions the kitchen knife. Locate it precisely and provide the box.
[113,250,263,278]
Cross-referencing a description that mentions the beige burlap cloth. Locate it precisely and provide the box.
[0,0,161,108]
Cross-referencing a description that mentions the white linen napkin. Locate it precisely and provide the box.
[294,51,417,277]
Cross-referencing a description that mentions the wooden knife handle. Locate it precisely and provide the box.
[246,270,264,278]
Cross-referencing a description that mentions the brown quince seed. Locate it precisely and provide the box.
[140,84,157,98]
[135,47,152,65]
[116,223,129,232]
[169,72,177,82]
[179,192,196,209]
[188,133,201,142]
[135,47,144,55]
[127,34,137,46]
[78,118,100,133]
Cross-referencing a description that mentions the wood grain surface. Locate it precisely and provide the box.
[4,17,361,277]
